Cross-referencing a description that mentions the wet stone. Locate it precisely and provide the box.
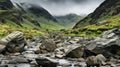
[35,57,57,67]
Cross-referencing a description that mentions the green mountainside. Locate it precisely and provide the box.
[0,0,64,38]
[74,0,120,28]
[1,0,119,38]
[16,3,65,30]
[65,15,120,37]
[65,0,120,37]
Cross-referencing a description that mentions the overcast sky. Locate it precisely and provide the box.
[11,0,105,16]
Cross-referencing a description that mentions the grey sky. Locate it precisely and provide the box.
[11,0,105,16]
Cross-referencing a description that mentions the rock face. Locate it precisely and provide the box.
[74,0,120,28]
[0,31,27,53]
[86,28,120,58]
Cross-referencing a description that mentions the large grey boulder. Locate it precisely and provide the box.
[86,28,120,58]
[54,45,84,58]
[0,31,27,53]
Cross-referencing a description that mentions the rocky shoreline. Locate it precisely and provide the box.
[0,28,120,67]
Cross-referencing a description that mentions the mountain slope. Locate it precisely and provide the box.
[0,0,23,26]
[16,3,64,30]
[0,0,64,30]
[55,14,83,28]
[0,0,45,38]
[0,0,64,38]
[18,3,57,22]
[64,0,120,37]
[74,0,120,28]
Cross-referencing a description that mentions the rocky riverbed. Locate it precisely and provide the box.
[0,28,120,67]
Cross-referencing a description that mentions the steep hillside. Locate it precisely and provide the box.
[0,0,23,26]
[64,0,120,37]
[0,0,45,38]
[0,0,42,29]
[0,0,64,30]
[16,3,64,30]
[0,0,64,38]
[18,3,57,22]
[74,0,120,28]
[55,14,83,28]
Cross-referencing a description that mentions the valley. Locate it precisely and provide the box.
[0,0,120,67]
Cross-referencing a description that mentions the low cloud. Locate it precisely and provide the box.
[11,0,105,16]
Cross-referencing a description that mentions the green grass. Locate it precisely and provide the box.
[0,24,45,39]
[40,20,65,30]
[4,20,20,27]
[64,15,120,38]
[0,10,65,39]
[0,18,65,39]
[0,10,7,13]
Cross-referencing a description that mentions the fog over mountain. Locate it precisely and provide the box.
[11,0,105,16]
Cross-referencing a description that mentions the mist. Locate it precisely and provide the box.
[11,0,105,16]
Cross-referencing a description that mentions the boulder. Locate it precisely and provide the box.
[86,54,106,67]
[86,28,120,58]
[0,31,27,53]
[54,45,84,58]
[35,57,57,67]
[39,39,56,54]
[48,32,65,44]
